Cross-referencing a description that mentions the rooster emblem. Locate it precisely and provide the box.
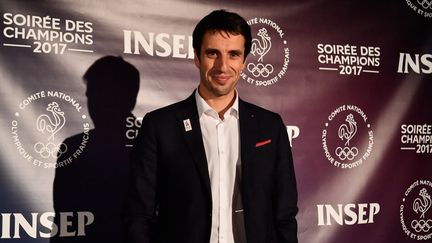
[413,188,432,219]
[338,114,357,146]
[250,28,272,62]
[36,102,66,141]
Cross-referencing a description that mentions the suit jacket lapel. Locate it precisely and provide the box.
[239,99,258,184]
[176,93,212,205]
[175,96,259,211]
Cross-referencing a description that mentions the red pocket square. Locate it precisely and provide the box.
[255,139,271,147]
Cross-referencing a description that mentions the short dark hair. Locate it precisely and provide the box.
[192,9,252,60]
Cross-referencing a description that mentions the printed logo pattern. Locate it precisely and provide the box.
[34,102,68,158]
[322,105,374,169]
[248,28,274,78]
[242,17,289,86]
[405,0,432,17]
[401,180,432,241]
[10,91,90,168]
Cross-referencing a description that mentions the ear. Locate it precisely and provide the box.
[241,55,247,70]
[194,50,200,68]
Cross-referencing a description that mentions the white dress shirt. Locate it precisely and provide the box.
[195,90,240,243]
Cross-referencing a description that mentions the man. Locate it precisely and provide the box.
[123,10,298,243]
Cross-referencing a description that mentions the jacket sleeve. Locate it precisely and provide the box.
[123,113,158,243]
[274,114,298,243]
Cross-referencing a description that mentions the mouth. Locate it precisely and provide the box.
[212,75,231,84]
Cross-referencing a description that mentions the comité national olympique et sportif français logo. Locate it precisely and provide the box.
[321,105,374,169]
[241,17,289,87]
[10,90,90,169]
[404,0,432,18]
[400,180,432,241]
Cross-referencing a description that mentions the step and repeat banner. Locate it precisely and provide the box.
[0,0,431,242]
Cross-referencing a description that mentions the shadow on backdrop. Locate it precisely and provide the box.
[51,56,140,243]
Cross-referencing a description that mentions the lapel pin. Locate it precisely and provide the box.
[183,119,192,132]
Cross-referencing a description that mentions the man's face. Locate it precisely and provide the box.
[195,31,246,99]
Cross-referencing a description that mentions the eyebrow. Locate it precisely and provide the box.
[203,48,243,55]
[204,48,219,54]
[229,50,243,55]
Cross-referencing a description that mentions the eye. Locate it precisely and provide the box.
[205,50,218,58]
[229,51,242,59]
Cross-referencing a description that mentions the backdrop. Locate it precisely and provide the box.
[1,0,431,242]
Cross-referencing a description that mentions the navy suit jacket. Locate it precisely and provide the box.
[123,92,298,243]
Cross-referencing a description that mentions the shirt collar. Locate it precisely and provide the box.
[195,88,239,120]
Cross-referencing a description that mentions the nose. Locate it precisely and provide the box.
[214,55,228,72]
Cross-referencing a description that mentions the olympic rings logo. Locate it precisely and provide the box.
[247,63,274,78]
[411,219,432,233]
[418,0,432,9]
[335,146,358,161]
[34,141,67,159]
